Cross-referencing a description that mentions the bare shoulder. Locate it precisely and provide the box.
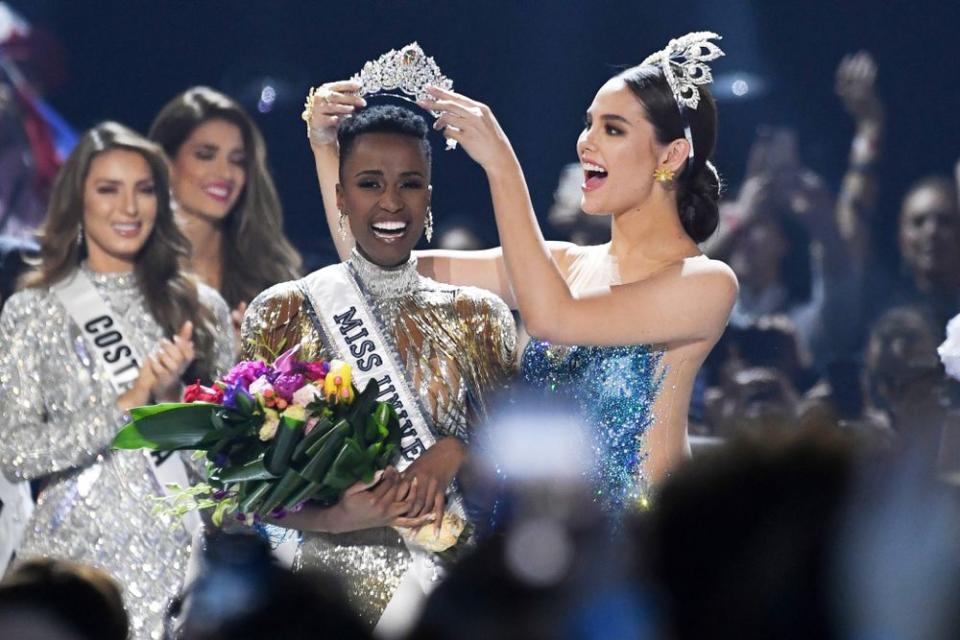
[547,241,597,277]
[678,255,739,292]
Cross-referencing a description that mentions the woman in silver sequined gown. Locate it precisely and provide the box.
[0,123,234,639]
[242,106,515,627]
[308,35,737,511]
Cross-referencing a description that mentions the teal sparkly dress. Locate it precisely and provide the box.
[521,339,666,513]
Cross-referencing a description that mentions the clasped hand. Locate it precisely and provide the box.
[296,437,466,535]
[118,321,196,410]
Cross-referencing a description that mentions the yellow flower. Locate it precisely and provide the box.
[259,408,280,441]
[323,360,355,404]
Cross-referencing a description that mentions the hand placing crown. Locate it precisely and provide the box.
[303,42,458,149]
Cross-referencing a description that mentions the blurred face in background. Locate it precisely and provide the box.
[82,149,157,271]
[170,118,247,221]
[899,183,960,285]
[729,219,788,292]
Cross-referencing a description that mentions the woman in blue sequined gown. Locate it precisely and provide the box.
[307,35,737,511]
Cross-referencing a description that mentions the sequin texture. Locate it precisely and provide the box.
[240,250,516,627]
[0,266,235,639]
[521,339,665,513]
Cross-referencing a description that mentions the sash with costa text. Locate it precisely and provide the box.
[52,269,200,535]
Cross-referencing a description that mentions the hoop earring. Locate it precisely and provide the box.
[338,210,349,242]
[653,167,674,183]
[424,207,433,243]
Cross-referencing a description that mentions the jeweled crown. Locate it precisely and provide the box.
[641,31,724,111]
[350,42,453,111]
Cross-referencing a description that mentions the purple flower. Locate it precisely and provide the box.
[235,512,247,523]
[270,507,288,519]
[223,382,254,411]
[272,373,306,401]
[222,360,270,389]
[272,345,302,375]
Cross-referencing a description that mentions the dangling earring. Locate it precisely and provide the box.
[424,207,434,243]
[653,166,674,183]
[76,223,84,249]
[338,210,348,241]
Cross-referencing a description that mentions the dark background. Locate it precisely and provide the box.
[15,0,959,267]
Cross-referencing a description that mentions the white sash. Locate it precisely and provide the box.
[300,263,465,636]
[0,471,33,575]
[52,269,200,535]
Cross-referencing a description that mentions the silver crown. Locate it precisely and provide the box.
[350,42,456,149]
[351,42,453,111]
[641,31,724,111]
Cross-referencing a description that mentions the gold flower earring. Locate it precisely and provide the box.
[653,166,674,183]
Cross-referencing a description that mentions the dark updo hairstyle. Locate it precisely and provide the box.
[337,104,432,178]
[619,65,721,242]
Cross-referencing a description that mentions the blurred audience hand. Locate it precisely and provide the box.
[745,126,800,180]
[836,51,883,123]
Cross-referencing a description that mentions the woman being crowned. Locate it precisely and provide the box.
[240,102,515,628]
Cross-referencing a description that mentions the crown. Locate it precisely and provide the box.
[641,31,724,111]
[350,42,453,111]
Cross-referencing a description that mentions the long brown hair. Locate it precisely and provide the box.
[149,87,302,308]
[22,121,219,382]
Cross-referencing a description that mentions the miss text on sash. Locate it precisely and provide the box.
[333,306,425,462]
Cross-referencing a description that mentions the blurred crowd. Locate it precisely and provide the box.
[1,13,960,636]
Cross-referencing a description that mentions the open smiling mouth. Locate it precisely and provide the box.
[582,161,608,191]
[370,220,409,241]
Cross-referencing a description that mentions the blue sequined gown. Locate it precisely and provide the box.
[518,245,681,514]
[521,339,665,513]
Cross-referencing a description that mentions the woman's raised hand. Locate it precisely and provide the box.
[419,86,516,173]
[305,80,367,149]
[117,321,196,410]
[145,321,196,402]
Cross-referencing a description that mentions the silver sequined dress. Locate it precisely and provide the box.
[0,265,235,639]
[241,250,516,627]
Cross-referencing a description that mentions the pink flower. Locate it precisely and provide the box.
[222,360,269,389]
[292,384,322,408]
[302,361,330,382]
[248,375,275,398]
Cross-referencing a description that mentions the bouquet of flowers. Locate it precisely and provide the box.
[112,346,401,525]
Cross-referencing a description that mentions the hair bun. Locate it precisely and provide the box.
[677,161,721,243]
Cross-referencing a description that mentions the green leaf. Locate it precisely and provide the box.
[112,403,218,450]
[298,421,350,483]
[213,457,278,482]
[292,418,334,462]
[264,416,304,476]
[322,438,373,493]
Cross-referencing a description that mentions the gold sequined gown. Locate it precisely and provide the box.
[241,250,516,626]
[0,266,235,639]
